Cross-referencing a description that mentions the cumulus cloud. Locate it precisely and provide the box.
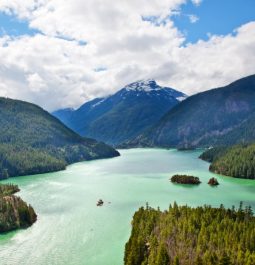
[0,0,254,111]
[156,22,255,94]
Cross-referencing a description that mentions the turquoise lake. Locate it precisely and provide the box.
[0,148,255,265]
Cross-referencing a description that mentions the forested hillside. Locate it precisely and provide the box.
[125,203,255,265]
[200,144,255,179]
[0,97,119,179]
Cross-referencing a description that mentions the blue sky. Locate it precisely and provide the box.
[173,0,255,44]
[0,13,38,37]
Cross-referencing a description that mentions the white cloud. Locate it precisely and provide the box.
[155,22,255,94]
[27,73,47,92]
[191,0,202,6]
[0,1,254,111]
[188,14,199,23]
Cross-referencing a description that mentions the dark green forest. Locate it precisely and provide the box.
[0,97,119,179]
[200,144,255,179]
[0,184,37,233]
[170,175,201,184]
[125,203,255,265]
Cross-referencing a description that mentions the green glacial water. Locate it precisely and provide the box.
[0,148,255,265]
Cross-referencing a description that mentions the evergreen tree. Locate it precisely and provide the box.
[173,256,180,265]
[155,244,169,265]
[219,253,231,265]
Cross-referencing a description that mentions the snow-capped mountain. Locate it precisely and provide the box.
[125,79,164,91]
[53,80,187,145]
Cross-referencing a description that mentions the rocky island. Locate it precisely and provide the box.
[170,174,201,184]
[208,177,219,186]
[0,184,37,233]
[97,199,104,206]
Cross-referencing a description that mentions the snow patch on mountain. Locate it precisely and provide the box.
[91,98,106,108]
[124,79,160,92]
[122,79,187,101]
[176,96,187,101]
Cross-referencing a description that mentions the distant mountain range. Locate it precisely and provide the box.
[123,74,255,148]
[53,79,187,145]
[0,97,119,179]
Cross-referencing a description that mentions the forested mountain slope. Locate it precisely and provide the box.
[0,97,119,179]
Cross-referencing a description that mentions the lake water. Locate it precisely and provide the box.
[1,148,255,265]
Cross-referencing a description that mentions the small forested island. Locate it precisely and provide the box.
[200,144,255,179]
[125,203,255,265]
[170,174,201,184]
[0,184,37,233]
